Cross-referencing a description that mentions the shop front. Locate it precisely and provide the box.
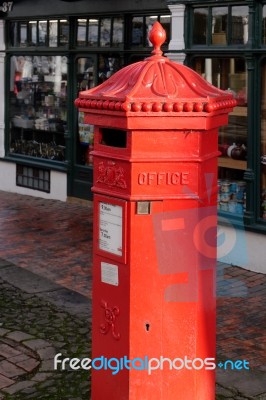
[0,0,171,200]
[166,0,266,271]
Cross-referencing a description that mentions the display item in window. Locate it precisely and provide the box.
[218,179,246,215]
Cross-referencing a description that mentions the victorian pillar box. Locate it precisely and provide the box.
[75,22,236,400]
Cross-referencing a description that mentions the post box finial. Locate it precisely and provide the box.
[149,21,166,56]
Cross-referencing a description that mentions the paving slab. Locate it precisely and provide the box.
[0,265,60,293]
[37,287,91,319]
[217,369,266,397]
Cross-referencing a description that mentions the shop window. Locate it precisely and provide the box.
[193,8,208,45]
[112,17,123,47]
[77,19,87,46]
[231,7,248,45]
[20,22,27,47]
[132,16,143,46]
[59,20,69,46]
[9,55,68,162]
[192,6,248,46]
[39,21,48,46]
[29,21,37,46]
[262,6,266,45]
[49,20,58,47]
[76,17,123,48]
[100,18,111,47]
[88,19,99,46]
[212,7,228,45]
[8,19,69,48]
[192,57,248,217]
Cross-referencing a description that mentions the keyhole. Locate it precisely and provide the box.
[145,323,150,332]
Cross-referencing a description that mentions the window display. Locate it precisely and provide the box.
[9,19,69,48]
[192,6,249,46]
[193,57,247,216]
[76,17,123,48]
[9,55,68,161]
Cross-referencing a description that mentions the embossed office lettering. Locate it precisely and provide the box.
[138,172,189,186]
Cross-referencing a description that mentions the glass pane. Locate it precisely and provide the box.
[29,21,37,46]
[10,22,18,47]
[77,19,87,46]
[160,15,171,45]
[193,8,208,45]
[260,61,266,220]
[192,57,248,216]
[212,7,228,45]
[98,55,121,83]
[9,55,68,161]
[59,20,69,46]
[231,6,249,45]
[146,16,158,46]
[132,17,143,46]
[49,20,58,47]
[20,22,27,47]
[112,17,123,46]
[262,6,266,45]
[100,18,111,47]
[76,57,96,165]
[88,19,99,46]
[38,21,47,46]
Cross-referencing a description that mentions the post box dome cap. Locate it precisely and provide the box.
[75,22,237,114]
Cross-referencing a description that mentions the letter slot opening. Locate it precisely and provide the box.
[101,128,127,148]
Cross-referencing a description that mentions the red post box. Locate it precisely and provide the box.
[75,22,236,400]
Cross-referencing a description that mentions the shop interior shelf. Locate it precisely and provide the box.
[218,156,247,170]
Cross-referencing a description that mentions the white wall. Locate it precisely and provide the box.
[218,224,266,274]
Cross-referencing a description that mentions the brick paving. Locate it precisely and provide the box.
[0,191,93,298]
[216,263,266,372]
[0,190,265,399]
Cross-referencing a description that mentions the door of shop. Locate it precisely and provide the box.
[68,55,96,200]
[68,54,123,200]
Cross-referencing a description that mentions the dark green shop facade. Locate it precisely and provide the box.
[2,0,171,200]
[169,0,266,233]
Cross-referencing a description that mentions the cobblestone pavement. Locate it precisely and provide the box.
[0,272,91,399]
[0,191,265,399]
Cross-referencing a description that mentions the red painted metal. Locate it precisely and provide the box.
[75,21,236,400]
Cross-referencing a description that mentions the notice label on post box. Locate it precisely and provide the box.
[101,262,119,286]
[99,202,123,256]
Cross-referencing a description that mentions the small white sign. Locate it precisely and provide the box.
[101,262,119,286]
[99,202,123,256]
